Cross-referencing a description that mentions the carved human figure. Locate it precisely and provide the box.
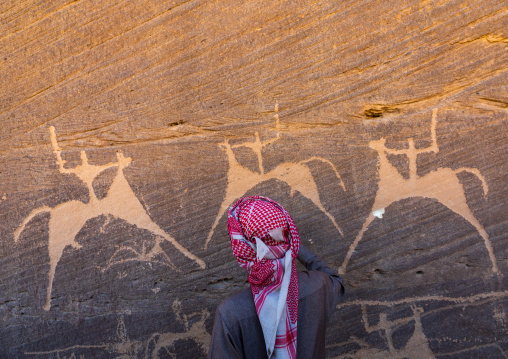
[205,103,345,249]
[14,126,205,311]
[339,109,497,274]
[342,305,435,359]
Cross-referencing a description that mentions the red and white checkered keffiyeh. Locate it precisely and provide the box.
[228,196,300,359]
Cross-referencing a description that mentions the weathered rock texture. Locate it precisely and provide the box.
[1,0,507,357]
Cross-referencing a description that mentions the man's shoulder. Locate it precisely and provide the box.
[297,270,332,298]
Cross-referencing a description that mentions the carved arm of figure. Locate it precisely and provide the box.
[50,126,125,178]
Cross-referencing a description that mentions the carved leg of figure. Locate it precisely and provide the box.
[205,200,230,250]
[105,174,205,269]
[44,245,64,311]
[339,213,376,274]
[437,195,499,274]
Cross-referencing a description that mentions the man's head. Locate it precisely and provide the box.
[234,197,290,244]
[227,196,300,268]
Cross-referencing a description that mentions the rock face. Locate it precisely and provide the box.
[1,0,507,357]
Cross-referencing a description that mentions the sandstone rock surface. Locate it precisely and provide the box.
[1,0,507,358]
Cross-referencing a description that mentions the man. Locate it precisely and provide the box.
[208,196,344,359]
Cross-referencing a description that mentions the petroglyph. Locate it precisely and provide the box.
[24,300,210,358]
[339,109,498,274]
[205,103,346,249]
[99,237,178,273]
[14,126,205,311]
[333,290,508,358]
[339,305,436,359]
[146,300,211,358]
[329,304,437,359]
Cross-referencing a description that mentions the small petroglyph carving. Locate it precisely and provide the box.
[335,291,508,358]
[14,127,205,311]
[330,305,435,359]
[99,236,178,273]
[144,300,211,358]
[346,305,436,359]
[25,301,211,358]
[205,103,346,249]
[339,109,497,274]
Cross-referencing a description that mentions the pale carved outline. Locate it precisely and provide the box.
[14,126,205,311]
[333,290,508,358]
[24,300,211,358]
[98,236,179,273]
[339,109,497,274]
[341,305,436,359]
[205,103,346,249]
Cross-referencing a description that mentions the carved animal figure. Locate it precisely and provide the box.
[205,133,345,249]
[146,300,211,358]
[14,126,205,311]
[339,109,497,274]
